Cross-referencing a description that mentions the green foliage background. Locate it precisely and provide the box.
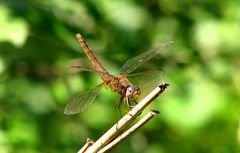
[0,0,239,153]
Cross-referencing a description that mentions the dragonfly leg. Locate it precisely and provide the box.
[121,97,134,113]
[114,96,123,117]
[123,97,128,110]
[125,97,135,108]
[124,97,141,117]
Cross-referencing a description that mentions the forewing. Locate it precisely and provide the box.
[119,41,173,75]
[127,70,163,100]
[64,87,100,115]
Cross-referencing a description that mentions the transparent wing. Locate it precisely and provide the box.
[68,58,94,73]
[64,87,100,115]
[127,70,163,100]
[67,58,110,78]
[119,41,173,75]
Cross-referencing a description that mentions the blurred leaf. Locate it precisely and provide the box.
[0,5,28,47]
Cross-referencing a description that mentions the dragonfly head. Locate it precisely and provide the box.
[126,86,141,100]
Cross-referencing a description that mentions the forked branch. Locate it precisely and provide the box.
[99,110,160,153]
[79,83,169,153]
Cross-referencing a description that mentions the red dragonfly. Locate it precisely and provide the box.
[64,34,172,115]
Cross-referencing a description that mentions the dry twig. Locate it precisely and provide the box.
[79,83,169,153]
[99,110,160,153]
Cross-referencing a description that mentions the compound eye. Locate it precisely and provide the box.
[126,86,140,98]
[132,89,141,100]
[126,87,133,97]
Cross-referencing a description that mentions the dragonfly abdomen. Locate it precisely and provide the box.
[76,33,113,82]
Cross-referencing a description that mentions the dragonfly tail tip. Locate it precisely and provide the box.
[76,33,82,38]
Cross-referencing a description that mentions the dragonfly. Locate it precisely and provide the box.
[64,33,173,115]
